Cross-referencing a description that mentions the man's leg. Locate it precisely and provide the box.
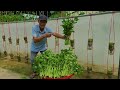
[30,51,38,79]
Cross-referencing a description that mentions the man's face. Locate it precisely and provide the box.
[38,20,47,29]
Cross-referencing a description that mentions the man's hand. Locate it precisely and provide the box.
[64,35,70,39]
[43,33,52,38]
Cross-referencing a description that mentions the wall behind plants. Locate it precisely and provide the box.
[0,12,120,75]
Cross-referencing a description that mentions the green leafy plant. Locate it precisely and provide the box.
[61,12,79,45]
[33,48,84,79]
[0,13,35,22]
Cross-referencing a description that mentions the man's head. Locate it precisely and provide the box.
[38,15,48,29]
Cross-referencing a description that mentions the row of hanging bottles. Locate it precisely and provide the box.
[0,11,38,63]
[86,12,115,79]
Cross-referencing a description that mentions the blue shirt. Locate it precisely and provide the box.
[31,24,53,52]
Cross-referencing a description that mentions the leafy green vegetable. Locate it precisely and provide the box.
[33,48,84,79]
[61,12,79,45]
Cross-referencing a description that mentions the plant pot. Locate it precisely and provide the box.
[107,70,113,79]
[87,67,92,73]
[2,35,5,41]
[9,53,14,59]
[87,38,93,50]
[8,37,12,44]
[70,40,75,49]
[109,42,114,55]
[16,38,19,45]
[4,51,7,56]
[17,55,21,62]
[24,37,28,43]
[43,74,74,79]
[25,54,29,63]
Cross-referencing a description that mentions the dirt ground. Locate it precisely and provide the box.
[0,67,29,79]
[0,57,118,79]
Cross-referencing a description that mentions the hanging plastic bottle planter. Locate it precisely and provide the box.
[108,42,115,55]
[87,67,92,73]
[2,35,6,41]
[24,36,28,43]
[107,70,113,79]
[70,39,75,49]
[87,38,93,50]
[16,38,19,45]
[17,55,21,62]
[4,51,7,56]
[9,53,14,59]
[8,37,12,44]
[25,54,29,63]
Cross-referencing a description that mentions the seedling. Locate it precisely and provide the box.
[4,51,7,56]
[2,35,5,41]
[87,67,92,74]
[25,54,29,63]
[87,38,93,50]
[8,37,12,44]
[108,42,114,55]
[16,38,19,45]
[17,55,21,62]
[9,53,14,59]
[24,36,28,43]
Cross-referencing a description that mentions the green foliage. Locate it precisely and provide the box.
[0,12,35,22]
[61,12,79,45]
[32,49,84,79]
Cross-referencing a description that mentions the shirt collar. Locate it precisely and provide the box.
[37,25,46,34]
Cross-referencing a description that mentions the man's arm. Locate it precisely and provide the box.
[32,27,52,43]
[52,32,65,39]
[33,35,45,43]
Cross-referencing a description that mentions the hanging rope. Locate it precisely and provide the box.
[16,12,21,62]
[24,11,29,63]
[72,31,75,53]
[55,19,59,53]
[8,12,13,59]
[107,12,115,76]
[87,15,94,73]
[1,12,7,57]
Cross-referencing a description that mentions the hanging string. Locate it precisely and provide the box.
[112,13,115,73]
[1,12,7,56]
[8,12,13,59]
[24,11,29,63]
[16,12,21,61]
[87,15,93,70]
[107,12,115,74]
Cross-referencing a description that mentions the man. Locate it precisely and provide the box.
[30,15,66,78]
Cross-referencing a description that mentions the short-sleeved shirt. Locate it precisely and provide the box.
[31,24,53,52]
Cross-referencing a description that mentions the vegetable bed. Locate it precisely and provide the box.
[33,48,84,79]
